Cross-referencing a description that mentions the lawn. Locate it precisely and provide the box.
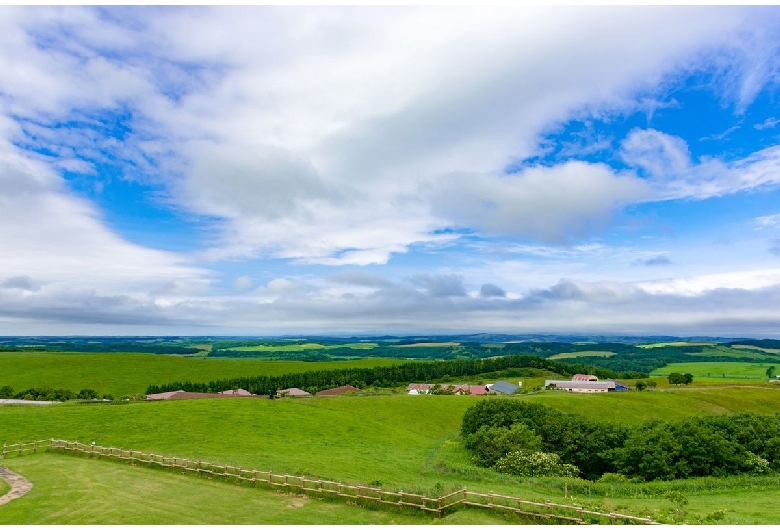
[0,454,430,525]
[651,361,777,381]
[0,352,399,397]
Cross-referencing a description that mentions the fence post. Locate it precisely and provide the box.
[489,491,494,507]
[34,440,37,454]
[2,442,6,459]
[398,491,403,506]
[610,511,616,524]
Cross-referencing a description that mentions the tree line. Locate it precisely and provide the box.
[461,400,780,481]
[145,355,647,396]
[0,386,107,401]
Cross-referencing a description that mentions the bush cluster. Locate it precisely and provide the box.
[461,400,780,481]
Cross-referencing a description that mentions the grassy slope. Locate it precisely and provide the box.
[2,388,779,485]
[651,361,777,381]
[0,477,9,497]
[0,352,399,397]
[227,342,378,352]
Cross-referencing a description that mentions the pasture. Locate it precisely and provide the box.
[651,361,777,381]
[2,387,780,524]
[0,352,399,397]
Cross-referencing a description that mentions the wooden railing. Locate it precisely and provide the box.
[4,439,660,524]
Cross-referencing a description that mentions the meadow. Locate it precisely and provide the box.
[3,348,780,524]
[650,361,777,381]
[3,386,780,523]
[547,351,615,359]
[0,351,399,397]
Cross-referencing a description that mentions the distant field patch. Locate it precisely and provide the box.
[687,349,770,360]
[638,341,716,349]
[227,343,377,352]
[732,344,780,354]
[548,351,615,359]
[651,362,777,381]
[394,342,459,348]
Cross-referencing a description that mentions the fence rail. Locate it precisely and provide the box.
[3,439,659,524]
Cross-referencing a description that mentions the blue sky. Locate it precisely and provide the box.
[1,6,780,335]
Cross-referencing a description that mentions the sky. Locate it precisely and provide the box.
[2,6,780,336]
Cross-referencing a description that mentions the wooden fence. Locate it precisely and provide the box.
[4,439,659,524]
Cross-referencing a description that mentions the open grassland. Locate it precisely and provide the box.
[548,351,615,359]
[2,388,779,489]
[651,361,777,381]
[2,387,780,524]
[0,352,399,397]
[226,342,378,352]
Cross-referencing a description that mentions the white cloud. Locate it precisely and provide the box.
[754,213,780,229]
[428,162,649,242]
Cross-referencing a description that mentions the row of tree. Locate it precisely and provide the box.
[461,400,780,481]
[146,355,647,396]
[0,386,104,401]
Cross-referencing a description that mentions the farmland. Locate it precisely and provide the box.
[651,361,777,382]
[3,342,780,524]
[0,351,399,397]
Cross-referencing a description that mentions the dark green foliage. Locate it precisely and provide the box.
[0,385,13,398]
[146,355,645,396]
[461,401,780,481]
[464,423,542,467]
[13,387,76,401]
[77,388,99,399]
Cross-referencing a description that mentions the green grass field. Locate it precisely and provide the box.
[651,361,777,381]
[0,477,9,497]
[0,352,399,397]
[3,387,780,524]
[732,344,780,354]
[0,454,433,524]
[548,350,615,359]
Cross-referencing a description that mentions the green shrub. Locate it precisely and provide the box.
[494,451,579,477]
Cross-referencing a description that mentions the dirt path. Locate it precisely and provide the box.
[0,466,33,506]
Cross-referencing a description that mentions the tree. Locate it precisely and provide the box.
[635,381,647,391]
[77,388,99,400]
[647,380,657,390]
[0,385,13,398]
[668,372,685,386]
[682,373,694,385]
[767,366,777,379]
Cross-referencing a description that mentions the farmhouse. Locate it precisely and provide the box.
[316,385,362,396]
[488,381,519,395]
[406,383,489,395]
[544,374,626,393]
[219,388,253,396]
[277,387,311,397]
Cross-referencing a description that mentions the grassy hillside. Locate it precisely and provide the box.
[0,352,399,397]
[3,387,780,523]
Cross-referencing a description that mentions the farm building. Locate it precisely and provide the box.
[277,388,311,397]
[544,380,615,393]
[406,383,489,395]
[316,385,362,396]
[572,374,599,382]
[145,390,266,400]
[219,388,253,396]
[488,381,519,395]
